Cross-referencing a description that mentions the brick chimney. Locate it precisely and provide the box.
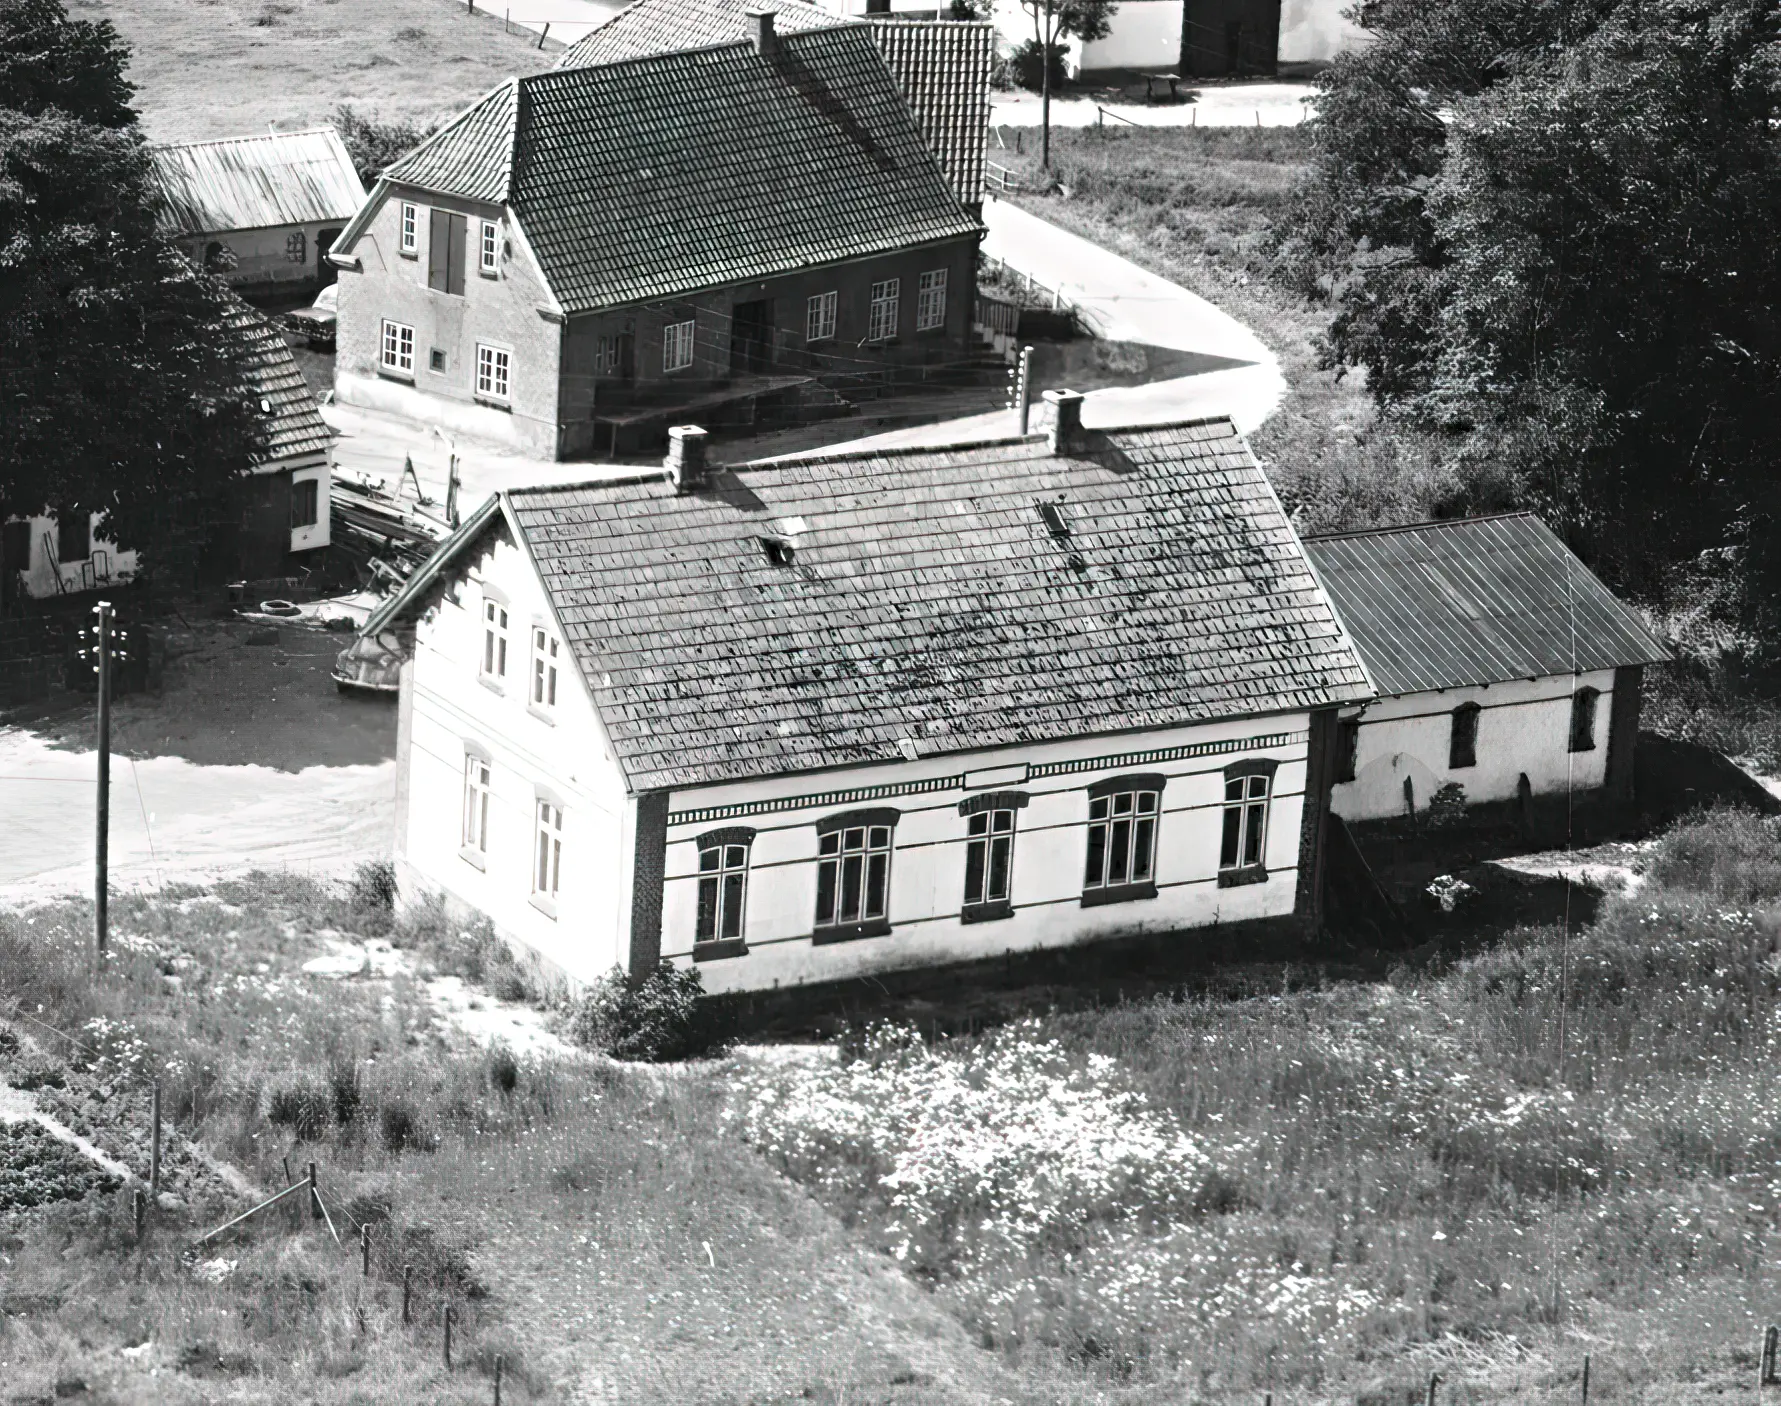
[745,6,776,53]
[665,424,709,492]
[864,0,891,12]
[1044,389,1086,456]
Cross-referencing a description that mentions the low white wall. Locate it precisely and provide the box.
[3,512,138,599]
[1277,0,1368,66]
[663,712,1313,996]
[1331,670,1616,823]
[1080,0,1182,72]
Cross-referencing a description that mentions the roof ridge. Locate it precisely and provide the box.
[148,127,345,151]
[506,472,667,497]
[530,22,854,82]
[748,415,1242,470]
[1300,510,1540,543]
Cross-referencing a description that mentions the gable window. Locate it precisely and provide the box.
[1335,716,1360,784]
[290,478,319,530]
[428,209,467,295]
[530,626,558,714]
[806,291,837,343]
[533,797,563,906]
[695,827,754,956]
[594,335,622,375]
[1219,759,1276,887]
[476,343,511,401]
[461,752,492,866]
[479,219,500,276]
[399,202,419,255]
[481,594,509,683]
[1449,702,1480,769]
[380,319,414,375]
[1083,775,1164,905]
[961,791,1027,923]
[867,278,900,343]
[814,808,897,941]
[916,268,948,331]
[1569,686,1600,753]
[663,319,696,373]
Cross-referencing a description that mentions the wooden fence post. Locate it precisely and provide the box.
[1582,1353,1591,1404]
[1763,1326,1779,1386]
[443,1304,453,1370]
[150,1080,161,1195]
[133,1187,145,1242]
[361,1223,371,1277]
[403,1265,413,1325]
[308,1161,319,1220]
[1427,1372,1440,1406]
[495,1355,504,1405]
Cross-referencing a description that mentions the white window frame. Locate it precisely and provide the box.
[867,278,900,343]
[814,816,894,932]
[806,290,838,343]
[1219,773,1270,874]
[475,342,511,402]
[481,594,509,685]
[663,318,696,373]
[462,754,492,865]
[1084,785,1161,895]
[399,202,419,255]
[479,218,500,276]
[916,268,948,331]
[594,335,620,375]
[963,806,1016,910]
[529,625,559,716]
[696,837,751,945]
[533,798,563,905]
[380,319,414,376]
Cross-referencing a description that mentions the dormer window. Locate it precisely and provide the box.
[761,536,795,566]
[1037,500,1070,540]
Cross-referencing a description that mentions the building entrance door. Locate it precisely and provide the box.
[731,300,773,374]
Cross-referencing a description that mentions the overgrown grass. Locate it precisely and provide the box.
[734,808,1781,1402]
[999,126,1467,536]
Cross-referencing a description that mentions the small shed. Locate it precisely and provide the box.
[149,128,366,300]
[1302,514,1672,824]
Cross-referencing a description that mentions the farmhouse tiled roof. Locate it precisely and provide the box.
[226,301,332,466]
[377,26,978,315]
[555,0,993,206]
[148,128,365,237]
[1302,513,1672,697]
[373,418,1373,792]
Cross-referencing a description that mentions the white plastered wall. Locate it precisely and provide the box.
[1080,1,1183,71]
[1277,0,1369,67]
[661,712,1314,996]
[3,512,138,599]
[1330,669,1616,823]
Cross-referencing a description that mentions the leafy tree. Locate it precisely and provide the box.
[1014,0,1117,167]
[0,0,263,583]
[330,104,437,187]
[1285,0,1781,632]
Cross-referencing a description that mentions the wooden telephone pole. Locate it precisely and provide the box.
[94,600,112,963]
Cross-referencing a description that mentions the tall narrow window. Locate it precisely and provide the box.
[290,478,319,529]
[476,343,510,400]
[916,268,948,331]
[534,798,563,901]
[814,810,897,939]
[1569,686,1600,753]
[530,626,558,712]
[479,219,500,275]
[695,828,754,951]
[1449,703,1480,770]
[867,278,900,342]
[1219,761,1275,885]
[462,754,491,859]
[1083,776,1163,904]
[961,791,1027,922]
[399,202,419,254]
[806,290,838,343]
[428,210,467,295]
[482,596,508,681]
[664,319,696,372]
[380,319,414,374]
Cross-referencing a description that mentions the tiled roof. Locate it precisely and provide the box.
[226,300,332,466]
[1302,513,1671,697]
[866,20,993,207]
[149,129,365,237]
[555,0,838,66]
[488,419,1372,792]
[379,27,978,314]
[555,0,993,208]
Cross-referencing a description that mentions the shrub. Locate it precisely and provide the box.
[330,105,438,186]
[485,1045,519,1096]
[327,1058,362,1127]
[264,1077,331,1142]
[379,1099,427,1154]
[568,962,729,1062]
[1010,39,1068,94]
[1646,807,1781,905]
[346,860,397,928]
[1425,780,1468,829]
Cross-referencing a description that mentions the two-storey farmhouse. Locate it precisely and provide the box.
[327,14,982,460]
[148,129,365,301]
[556,0,995,212]
[367,393,1373,994]
[1303,515,1671,825]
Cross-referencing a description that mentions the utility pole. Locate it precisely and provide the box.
[94,599,112,963]
[1040,0,1054,170]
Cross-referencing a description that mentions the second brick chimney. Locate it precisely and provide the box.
[1044,389,1086,456]
[665,424,710,492]
[746,6,776,53]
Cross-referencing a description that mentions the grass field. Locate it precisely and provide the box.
[70,0,556,142]
[997,127,1458,537]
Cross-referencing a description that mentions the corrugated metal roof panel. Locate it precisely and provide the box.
[149,128,366,236]
[1301,513,1672,696]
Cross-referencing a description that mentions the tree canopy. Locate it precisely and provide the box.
[1286,0,1781,633]
[0,0,263,579]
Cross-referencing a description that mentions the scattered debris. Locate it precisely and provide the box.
[1425,874,1478,913]
[190,1257,238,1284]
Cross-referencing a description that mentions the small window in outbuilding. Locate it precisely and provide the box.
[1449,702,1480,770]
[56,511,88,564]
[1569,686,1600,753]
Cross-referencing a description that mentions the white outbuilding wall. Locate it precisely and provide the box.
[1331,669,1616,824]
